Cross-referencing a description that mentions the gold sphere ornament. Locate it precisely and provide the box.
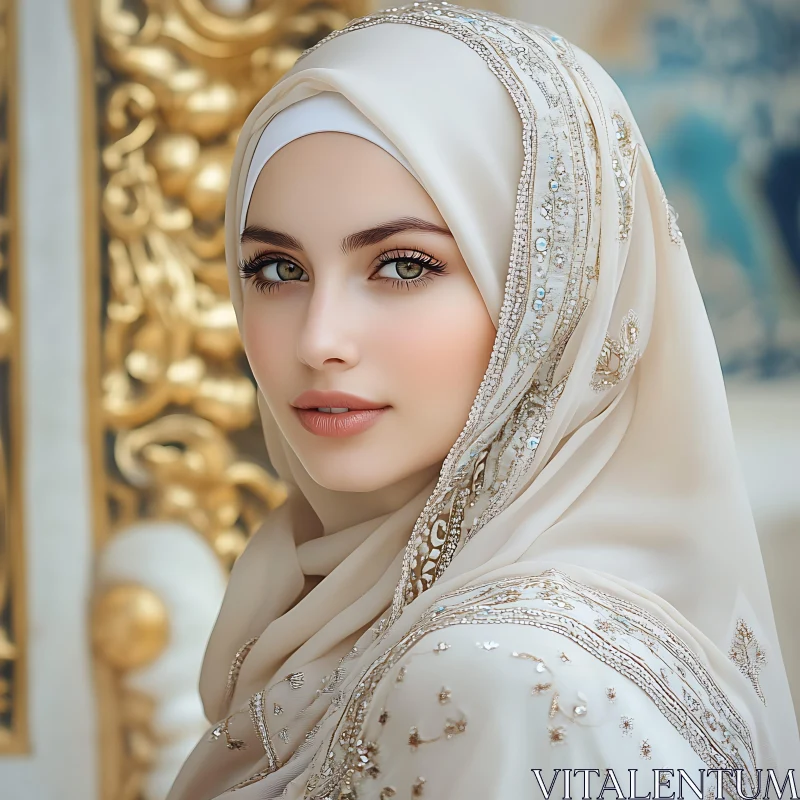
[92,584,170,671]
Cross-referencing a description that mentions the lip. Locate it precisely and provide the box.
[291,390,391,439]
[291,390,389,411]
[293,407,389,438]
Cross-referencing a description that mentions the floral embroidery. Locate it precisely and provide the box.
[548,725,567,744]
[591,310,641,392]
[640,740,653,760]
[379,789,396,800]
[606,687,617,702]
[620,716,634,736]
[532,683,552,695]
[728,618,767,704]
[412,777,426,797]
[438,687,452,705]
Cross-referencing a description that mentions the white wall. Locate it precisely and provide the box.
[2,0,98,797]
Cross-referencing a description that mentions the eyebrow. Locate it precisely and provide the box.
[240,216,453,254]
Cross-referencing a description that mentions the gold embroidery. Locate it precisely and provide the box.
[209,714,246,751]
[611,112,638,241]
[532,683,552,695]
[285,671,305,690]
[379,789,396,800]
[548,725,567,744]
[619,716,634,736]
[606,687,617,702]
[728,618,767,704]
[438,687,451,705]
[548,692,560,719]
[591,309,641,392]
[443,716,467,739]
[224,636,258,704]
[248,690,281,770]
[412,777,426,797]
[640,740,652,760]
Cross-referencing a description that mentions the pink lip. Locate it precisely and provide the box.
[294,407,389,438]
[291,389,389,411]
[291,390,391,438]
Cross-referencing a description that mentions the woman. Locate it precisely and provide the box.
[167,3,800,799]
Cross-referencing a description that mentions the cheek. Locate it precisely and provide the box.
[241,305,292,398]
[378,293,496,404]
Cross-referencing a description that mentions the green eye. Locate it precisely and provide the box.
[378,259,426,280]
[262,260,309,282]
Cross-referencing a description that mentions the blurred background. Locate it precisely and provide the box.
[0,0,797,797]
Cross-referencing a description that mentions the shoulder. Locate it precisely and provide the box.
[303,571,758,800]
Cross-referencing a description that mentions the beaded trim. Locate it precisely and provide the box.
[224,636,259,706]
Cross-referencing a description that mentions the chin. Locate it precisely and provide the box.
[299,449,409,493]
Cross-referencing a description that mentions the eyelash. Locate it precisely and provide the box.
[238,248,449,294]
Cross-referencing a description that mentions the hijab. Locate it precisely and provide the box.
[167,4,800,798]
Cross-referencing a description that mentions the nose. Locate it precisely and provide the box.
[295,281,360,371]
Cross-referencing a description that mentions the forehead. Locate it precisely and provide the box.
[244,132,445,232]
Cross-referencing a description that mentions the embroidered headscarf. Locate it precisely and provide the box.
[167,5,800,798]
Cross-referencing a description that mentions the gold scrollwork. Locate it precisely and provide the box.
[0,0,28,755]
[78,0,367,795]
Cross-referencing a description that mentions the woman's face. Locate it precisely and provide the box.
[240,132,496,493]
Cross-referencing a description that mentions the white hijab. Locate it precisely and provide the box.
[168,4,799,798]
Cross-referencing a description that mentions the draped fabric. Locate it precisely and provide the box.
[167,4,800,799]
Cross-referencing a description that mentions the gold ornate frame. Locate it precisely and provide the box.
[75,0,367,796]
[0,0,28,757]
